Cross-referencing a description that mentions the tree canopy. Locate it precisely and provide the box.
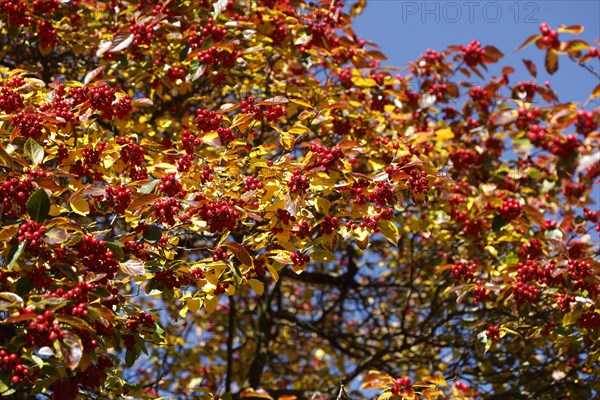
[0,1,599,399]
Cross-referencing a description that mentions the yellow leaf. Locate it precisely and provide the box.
[378,220,399,246]
[266,264,279,281]
[249,278,264,295]
[314,197,331,215]
[187,297,201,313]
[280,131,296,150]
[361,370,394,390]
[435,128,455,141]
[310,250,336,263]
[351,76,379,87]
[288,124,311,135]
[70,194,89,216]
[179,305,189,318]
[204,295,219,313]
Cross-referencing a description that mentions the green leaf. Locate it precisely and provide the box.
[24,138,44,166]
[7,242,26,270]
[143,225,162,243]
[125,347,137,368]
[27,188,51,222]
[492,215,507,232]
[105,241,124,260]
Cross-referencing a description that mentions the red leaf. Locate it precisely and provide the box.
[522,59,537,78]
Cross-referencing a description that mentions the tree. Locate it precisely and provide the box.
[0,0,598,399]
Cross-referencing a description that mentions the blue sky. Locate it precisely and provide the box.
[352,0,600,106]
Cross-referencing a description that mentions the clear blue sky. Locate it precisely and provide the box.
[352,0,600,107]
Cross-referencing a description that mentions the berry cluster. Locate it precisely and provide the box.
[113,95,132,118]
[512,281,540,304]
[166,66,186,83]
[71,141,107,179]
[369,181,396,206]
[287,170,310,194]
[27,265,51,290]
[37,20,59,47]
[291,252,310,268]
[0,177,34,219]
[512,81,537,102]
[243,175,263,192]
[567,259,595,293]
[78,235,119,280]
[556,293,575,312]
[450,148,481,170]
[575,110,597,136]
[154,269,181,289]
[158,172,185,197]
[292,220,312,238]
[486,325,500,341]
[177,153,195,172]
[469,86,491,112]
[17,220,47,256]
[213,246,228,261]
[413,48,444,76]
[270,22,288,45]
[577,309,600,331]
[181,129,201,153]
[499,198,522,221]
[548,134,580,158]
[197,47,241,66]
[104,185,132,214]
[526,124,547,146]
[89,85,116,113]
[126,312,155,331]
[153,198,181,225]
[0,0,32,27]
[516,107,540,129]
[472,280,490,303]
[407,169,429,194]
[195,109,222,132]
[117,137,146,167]
[390,377,412,396]
[25,309,64,347]
[130,22,154,46]
[32,0,59,14]
[188,18,226,47]
[0,87,24,113]
[450,260,477,282]
[461,40,486,67]
[12,111,44,139]
[199,201,240,233]
[520,239,542,260]
[0,350,37,386]
[319,215,339,235]
[309,144,345,171]
[539,23,560,49]
[124,241,148,260]
[276,209,296,225]
[213,281,230,295]
[217,127,236,145]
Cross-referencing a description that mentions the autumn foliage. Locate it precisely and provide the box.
[0,0,599,399]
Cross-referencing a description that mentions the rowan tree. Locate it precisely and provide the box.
[0,1,599,399]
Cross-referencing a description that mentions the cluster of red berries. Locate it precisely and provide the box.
[469,86,491,112]
[526,124,547,146]
[37,19,58,47]
[556,293,576,312]
[188,18,226,48]
[562,181,585,199]
[158,172,185,197]
[130,22,154,46]
[199,200,240,233]
[407,169,429,195]
[472,280,490,303]
[154,268,182,289]
[12,111,45,139]
[292,220,312,239]
[575,110,597,136]
[450,148,481,170]
[520,239,542,260]
[414,48,444,76]
[104,185,132,214]
[71,141,107,179]
[309,144,345,171]
[126,312,155,331]
[124,241,148,260]
[153,198,181,225]
[461,40,486,67]
[212,246,228,261]
[265,15,289,44]
[512,81,537,102]
[486,325,500,341]
[117,137,146,167]
[199,164,214,184]
[567,259,595,293]
[166,66,186,83]
[39,84,74,122]
[181,129,201,154]
[0,350,37,386]
[197,47,241,66]
[89,85,116,113]
[0,0,32,27]
[319,215,339,235]
[539,23,560,49]
[499,198,522,221]
[32,0,58,14]
[450,260,477,282]
[24,309,64,347]
[548,134,580,158]
[0,87,24,113]
[276,209,296,225]
[177,153,195,172]
[291,252,310,268]
[0,177,34,219]
[243,175,263,192]
[77,235,119,280]
[190,267,206,281]
[512,281,540,305]
[17,220,47,256]
[27,265,51,289]
[390,377,412,396]
[516,107,540,129]
[577,309,600,331]
[288,170,310,194]
[368,181,396,206]
[195,109,222,132]
[113,95,132,118]
[217,127,236,145]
